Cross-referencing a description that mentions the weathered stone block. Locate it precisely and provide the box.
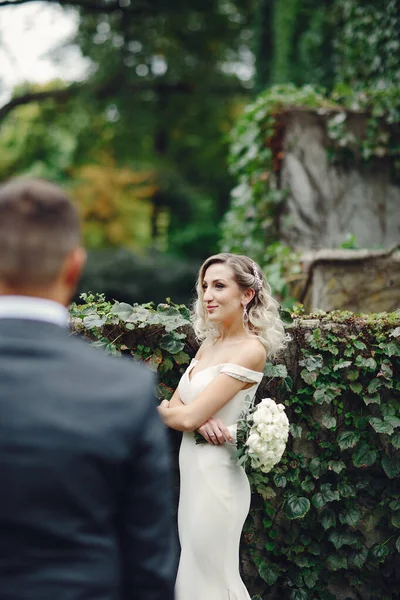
[279,109,400,251]
[301,248,400,312]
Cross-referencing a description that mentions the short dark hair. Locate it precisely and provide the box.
[0,177,81,286]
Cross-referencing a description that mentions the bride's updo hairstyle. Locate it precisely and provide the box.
[193,253,289,358]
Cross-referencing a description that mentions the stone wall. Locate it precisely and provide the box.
[279,109,400,251]
[300,248,400,312]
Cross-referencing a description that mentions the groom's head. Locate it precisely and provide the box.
[0,177,86,305]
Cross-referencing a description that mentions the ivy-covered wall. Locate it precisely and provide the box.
[71,296,400,600]
[221,83,400,306]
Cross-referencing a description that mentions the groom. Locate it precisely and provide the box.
[0,177,175,600]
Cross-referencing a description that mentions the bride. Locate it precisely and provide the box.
[158,253,287,600]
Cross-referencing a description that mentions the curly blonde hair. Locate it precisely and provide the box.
[192,253,289,358]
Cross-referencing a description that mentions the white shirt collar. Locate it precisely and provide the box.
[0,296,69,328]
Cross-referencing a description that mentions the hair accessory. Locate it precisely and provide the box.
[251,261,263,291]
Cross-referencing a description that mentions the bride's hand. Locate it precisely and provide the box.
[197,417,232,445]
[157,399,170,420]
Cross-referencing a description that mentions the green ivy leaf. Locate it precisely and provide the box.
[382,455,400,479]
[110,302,134,320]
[303,569,318,589]
[338,481,356,498]
[369,544,390,563]
[290,423,303,439]
[379,361,393,379]
[312,484,340,508]
[322,415,337,429]
[333,359,352,371]
[354,340,367,350]
[367,378,383,394]
[352,442,378,467]
[349,547,368,569]
[328,460,346,474]
[158,357,174,374]
[313,386,339,405]
[396,537,400,553]
[299,354,323,372]
[273,474,287,488]
[279,376,293,392]
[363,393,381,405]
[263,362,288,378]
[385,341,400,356]
[159,333,185,354]
[391,432,400,449]
[355,355,377,370]
[289,589,308,600]
[386,416,400,429]
[173,351,191,365]
[293,555,314,568]
[390,500,400,511]
[265,540,275,551]
[346,369,360,381]
[321,508,336,530]
[369,417,394,435]
[301,369,317,385]
[82,314,107,329]
[350,382,363,394]
[339,507,361,527]
[258,561,280,586]
[337,430,360,450]
[365,507,385,532]
[279,308,293,324]
[283,496,311,520]
[326,554,348,571]
[391,511,400,528]
[309,458,327,478]
[381,404,396,417]
[328,530,360,550]
[301,479,315,493]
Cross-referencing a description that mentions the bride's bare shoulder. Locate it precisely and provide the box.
[230,338,267,372]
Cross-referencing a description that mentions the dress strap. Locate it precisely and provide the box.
[220,363,263,384]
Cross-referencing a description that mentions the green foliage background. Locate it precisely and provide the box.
[71,297,400,599]
[2,0,398,282]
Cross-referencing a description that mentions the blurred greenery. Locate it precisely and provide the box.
[0,0,398,302]
[75,249,200,306]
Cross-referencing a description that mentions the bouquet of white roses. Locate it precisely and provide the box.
[195,397,289,473]
[240,397,289,472]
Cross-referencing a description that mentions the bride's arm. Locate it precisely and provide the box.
[168,388,184,408]
[158,345,265,432]
[158,374,248,431]
[162,344,209,410]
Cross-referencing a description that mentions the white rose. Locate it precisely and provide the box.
[256,422,269,437]
[253,405,271,421]
[260,398,275,409]
[246,432,265,456]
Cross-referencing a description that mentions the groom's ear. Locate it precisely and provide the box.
[63,247,87,288]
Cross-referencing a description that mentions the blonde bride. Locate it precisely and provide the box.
[158,253,287,600]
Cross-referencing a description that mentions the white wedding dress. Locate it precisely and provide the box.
[175,359,263,600]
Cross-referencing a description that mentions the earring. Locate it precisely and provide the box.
[243,304,249,324]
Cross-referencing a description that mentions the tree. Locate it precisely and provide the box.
[253,0,400,91]
[0,0,257,258]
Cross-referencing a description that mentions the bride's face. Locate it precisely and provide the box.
[202,263,246,326]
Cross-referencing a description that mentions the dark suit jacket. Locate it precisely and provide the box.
[0,318,175,600]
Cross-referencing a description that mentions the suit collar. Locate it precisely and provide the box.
[0,296,68,328]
